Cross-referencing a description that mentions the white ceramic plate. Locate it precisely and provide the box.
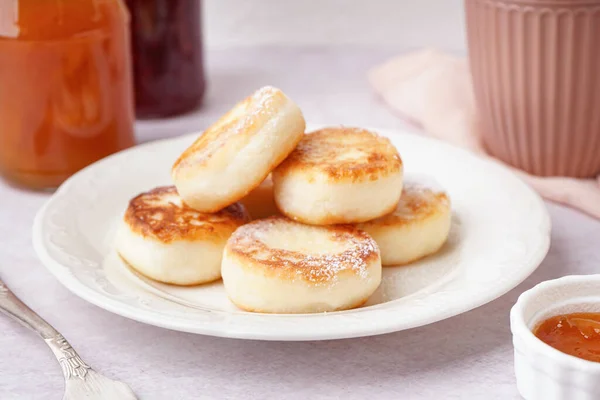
[33,126,551,341]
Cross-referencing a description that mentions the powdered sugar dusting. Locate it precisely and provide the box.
[173,86,286,168]
[296,236,378,285]
[244,86,283,123]
[403,174,447,194]
[228,217,379,286]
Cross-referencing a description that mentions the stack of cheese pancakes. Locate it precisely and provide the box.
[116,87,451,314]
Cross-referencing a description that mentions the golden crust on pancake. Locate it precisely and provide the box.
[274,127,402,182]
[123,186,249,243]
[362,182,450,228]
[224,216,379,285]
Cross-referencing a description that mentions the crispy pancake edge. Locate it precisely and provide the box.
[123,186,250,243]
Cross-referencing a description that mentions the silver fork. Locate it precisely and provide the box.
[0,279,137,400]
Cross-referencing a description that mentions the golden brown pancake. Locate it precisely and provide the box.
[116,186,250,285]
[358,180,451,266]
[172,86,306,212]
[221,216,382,313]
[272,127,404,225]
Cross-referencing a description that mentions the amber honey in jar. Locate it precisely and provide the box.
[0,0,136,190]
[125,0,205,118]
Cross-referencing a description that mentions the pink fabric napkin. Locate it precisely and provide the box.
[369,48,600,219]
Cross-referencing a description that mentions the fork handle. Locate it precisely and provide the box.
[0,280,59,339]
[0,279,91,380]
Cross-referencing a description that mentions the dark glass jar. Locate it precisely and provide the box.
[125,0,205,118]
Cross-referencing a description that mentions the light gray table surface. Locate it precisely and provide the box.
[1,47,598,400]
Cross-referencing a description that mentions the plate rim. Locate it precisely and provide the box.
[32,125,552,341]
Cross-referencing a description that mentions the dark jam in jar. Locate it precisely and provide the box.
[534,312,600,363]
[125,0,205,118]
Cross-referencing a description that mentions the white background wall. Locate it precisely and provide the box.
[204,0,467,52]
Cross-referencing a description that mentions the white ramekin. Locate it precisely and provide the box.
[510,275,600,400]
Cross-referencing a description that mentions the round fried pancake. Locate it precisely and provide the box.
[239,175,279,220]
[116,186,250,285]
[221,216,382,313]
[358,180,451,266]
[272,127,403,225]
[172,86,306,212]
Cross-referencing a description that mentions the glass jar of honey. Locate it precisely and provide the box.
[125,0,205,118]
[0,0,136,190]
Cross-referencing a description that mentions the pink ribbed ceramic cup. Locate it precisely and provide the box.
[466,0,600,177]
